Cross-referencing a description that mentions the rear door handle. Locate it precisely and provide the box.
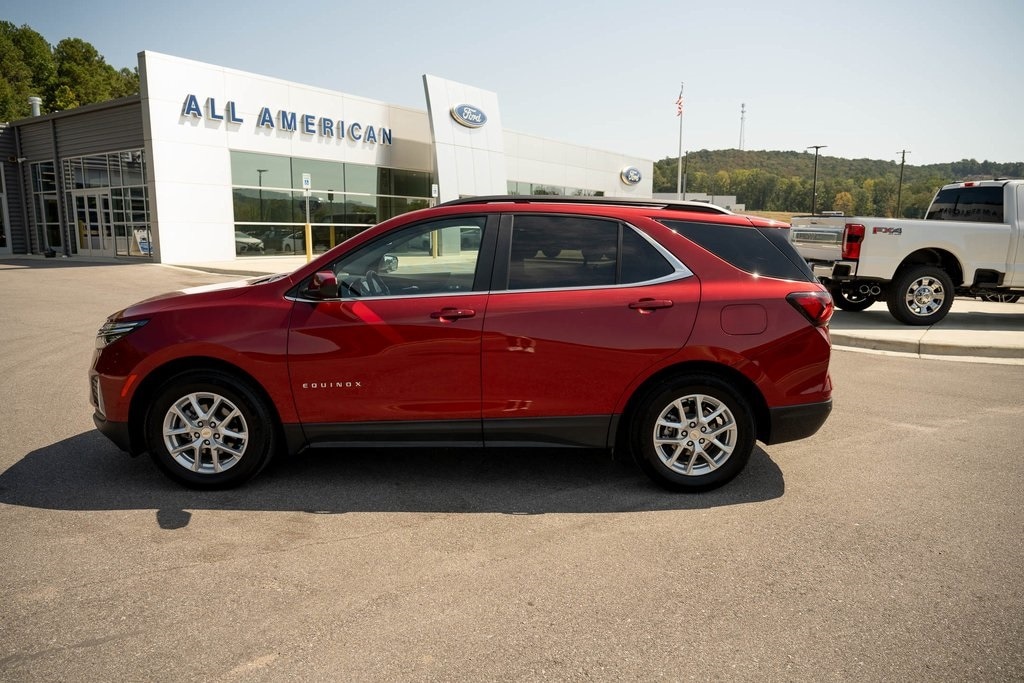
[431,307,476,321]
[629,298,673,311]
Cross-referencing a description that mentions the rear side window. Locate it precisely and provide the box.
[506,215,676,290]
[660,219,814,282]
[926,186,1004,222]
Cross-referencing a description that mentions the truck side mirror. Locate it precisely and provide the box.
[308,271,339,299]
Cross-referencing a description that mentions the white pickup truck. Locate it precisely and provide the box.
[790,179,1024,325]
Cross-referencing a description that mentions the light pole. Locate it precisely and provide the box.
[256,169,268,222]
[807,145,826,215]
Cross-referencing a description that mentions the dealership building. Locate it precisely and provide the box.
[0,51,653,264]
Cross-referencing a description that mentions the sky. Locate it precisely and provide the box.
[5,0,1023,166]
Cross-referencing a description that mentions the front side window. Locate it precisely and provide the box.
[327,216,487,297]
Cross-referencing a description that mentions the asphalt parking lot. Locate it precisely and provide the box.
[1,258,1022,681]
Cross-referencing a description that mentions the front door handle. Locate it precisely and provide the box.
[431,307,476,321]
[629,298,673,312]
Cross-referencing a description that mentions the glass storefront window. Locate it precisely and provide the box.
[291,158,343,192]
[377,197,430,222]
[230,151,291,190]
[0,194,7,250]
[32,162,57,193]
[121,151,145,185]
[346,196,377,224]
[344,164,376,195]
[55,148,150,258]
[84,155,109,188]
[380,168,431,197]
[229,151,435,257]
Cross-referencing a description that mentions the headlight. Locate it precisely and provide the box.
[96,319,148,348]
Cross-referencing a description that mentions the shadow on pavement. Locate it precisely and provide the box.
[0,431,785,525]
[0,257,145,270]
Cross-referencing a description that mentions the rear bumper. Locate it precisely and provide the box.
[812,260,857,281]
[767,400,832,444]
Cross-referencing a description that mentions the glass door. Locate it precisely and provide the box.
[39,196,61,253]
[74,192,114,257]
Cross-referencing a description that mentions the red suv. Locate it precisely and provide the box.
[91,197,833,491]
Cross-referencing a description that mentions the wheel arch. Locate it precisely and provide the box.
[126,356,285,456]
[896,248,964,286]
[614,361,771,448]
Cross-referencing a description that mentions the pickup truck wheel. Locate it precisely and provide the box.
[829,284,876,312]
[886,266,955,325]
[145,371,276,489]
[631,375,755,492]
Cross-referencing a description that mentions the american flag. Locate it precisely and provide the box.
[676,89,684,117]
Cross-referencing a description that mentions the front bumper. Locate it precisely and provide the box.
[767,400,832,444]
[93,412,136,455]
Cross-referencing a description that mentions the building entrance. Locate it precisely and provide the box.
[73,192,114,257]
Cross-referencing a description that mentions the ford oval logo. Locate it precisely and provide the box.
[451,104,487,128]
[620,166,642,185]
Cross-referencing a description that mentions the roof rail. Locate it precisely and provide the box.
[438,195,733,215]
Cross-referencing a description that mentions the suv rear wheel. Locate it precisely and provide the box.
[631,375,755,491]
[144,371,276,489]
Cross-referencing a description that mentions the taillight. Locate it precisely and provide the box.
[787,291,834,327]
[841,223,865,260]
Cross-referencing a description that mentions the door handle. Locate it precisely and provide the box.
[629,298,673,312]
[431,307,476,321]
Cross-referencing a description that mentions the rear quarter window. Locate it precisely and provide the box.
[926,186,1004,223]
[659,219,814,282]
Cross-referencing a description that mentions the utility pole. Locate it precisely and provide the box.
[675,82,685,200]
[739,103,746,150]
[896,150,910,217]
[807,145,827,215]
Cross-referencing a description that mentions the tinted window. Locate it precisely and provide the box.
[621,226,675,283]
[661,220,813,281]
[926,186,1004,223]
[508,215,619,289]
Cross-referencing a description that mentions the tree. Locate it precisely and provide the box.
[0,22,54,120]
[49,38,137,110]
[0,24,137,121]
[834,191,855,215]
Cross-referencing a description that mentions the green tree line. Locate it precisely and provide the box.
[0,22,138,121]
[654,150,1024,217]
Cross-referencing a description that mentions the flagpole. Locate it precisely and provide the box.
[675,82,684,200]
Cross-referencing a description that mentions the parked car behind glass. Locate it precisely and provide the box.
[234,231,264,255]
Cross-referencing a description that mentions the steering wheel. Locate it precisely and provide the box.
[364,270,390,296]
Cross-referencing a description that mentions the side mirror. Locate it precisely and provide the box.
[308,271,340,299]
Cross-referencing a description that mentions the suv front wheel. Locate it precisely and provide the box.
[144,370,276,489]
[631,375,755,492]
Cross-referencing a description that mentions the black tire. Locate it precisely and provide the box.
[886,265,955,325]
[631,375,755,492]
[979,293,1021,304]
[144,370,276,489]
[829,284,877,312]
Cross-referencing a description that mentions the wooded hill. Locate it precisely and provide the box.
[653,150,1023,217]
